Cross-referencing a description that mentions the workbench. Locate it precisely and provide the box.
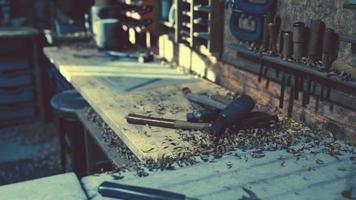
[44,44,228,163]
[44,44,356,200]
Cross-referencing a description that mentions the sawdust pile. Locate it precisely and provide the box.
[85,106,355,178]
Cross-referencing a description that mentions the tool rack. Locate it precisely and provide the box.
[229,44,356,115]
[154,0,224,56]
[117,0,154,46]
[152,0,176,41]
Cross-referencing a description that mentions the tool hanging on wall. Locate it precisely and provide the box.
[302,75,312,107]
[229,0,276,43]
[322,28,339,69]
[267,22,278,54]
[261,14,271,50]
[279,72,291,109]
[281,31,293,59]
[287,80,294,117]
[307,19,325,61]
[292,22,307,61]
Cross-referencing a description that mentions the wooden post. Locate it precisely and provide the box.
[175,0,183,43]
[32,35,47,121]
[209,0,224,57]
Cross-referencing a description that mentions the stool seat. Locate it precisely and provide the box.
[51,89,89,175]
[51,90,89,120]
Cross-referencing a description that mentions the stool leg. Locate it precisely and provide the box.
[55,117,66,173]
[69,121,87,177]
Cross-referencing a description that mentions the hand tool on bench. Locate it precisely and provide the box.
[126,113,210,131]
[209,94,255,137]
[127,110,276,133]
[98,181,186,200]
[187,110,277,123]
[183,87,253,112]
[105,51,154,63]
[182,90,277,124]
[128,95,260,137]
[182,87,227,111]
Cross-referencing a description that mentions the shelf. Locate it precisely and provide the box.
[182,22,192,29]
[193,5,211,12]
[180,30,190,36]
[182,11,191,17]
[181,36,191,44]
[160,21,175,29]
[193,18,209,26]
[193,32,209,40]
[229,44,356,95]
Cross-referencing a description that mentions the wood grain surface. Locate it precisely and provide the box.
[44,46,228,161]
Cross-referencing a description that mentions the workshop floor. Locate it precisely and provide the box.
[0,122,63,186]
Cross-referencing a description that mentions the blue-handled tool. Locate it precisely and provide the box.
[209,94,255,137]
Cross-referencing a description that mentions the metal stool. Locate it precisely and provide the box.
[50,90,89,177]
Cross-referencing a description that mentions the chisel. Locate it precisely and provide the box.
[279,72,287,108]
[288,83,294,117]
[302,75,311,106]
[182,88,226,111]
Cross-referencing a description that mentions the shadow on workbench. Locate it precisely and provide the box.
[0,122,64,186]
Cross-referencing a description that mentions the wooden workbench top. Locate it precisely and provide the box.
[44,45,229,161]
